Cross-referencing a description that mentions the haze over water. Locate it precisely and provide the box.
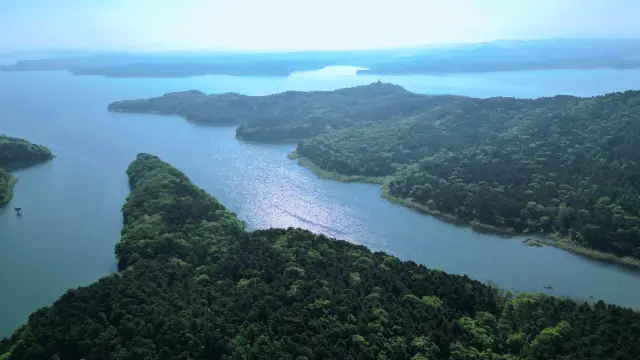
[2,67,640,337]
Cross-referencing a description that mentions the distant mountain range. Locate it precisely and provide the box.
[2,38,640,78]
[357,38,640,74]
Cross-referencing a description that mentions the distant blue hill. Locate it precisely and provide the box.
[2,38,640,78]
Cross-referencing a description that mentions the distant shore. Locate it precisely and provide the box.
[289,150,640,270]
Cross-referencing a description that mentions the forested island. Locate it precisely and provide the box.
[0,135,54,205]
[109,83,640,263]
[1,154,639,359]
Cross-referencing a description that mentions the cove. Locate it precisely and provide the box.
[2,68,640,337]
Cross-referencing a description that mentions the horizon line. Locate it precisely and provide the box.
[2,36,640,57]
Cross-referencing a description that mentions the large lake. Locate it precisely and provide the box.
[2,67,640,337]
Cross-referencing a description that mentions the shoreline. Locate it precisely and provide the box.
[288,151,389,185]
[289,150,518,236]
[379,183,517,237]
[530,237,640,270]
[0,175,17,206]
[290,150,640,270]
[0,150,55,206]
[236,136,300,145]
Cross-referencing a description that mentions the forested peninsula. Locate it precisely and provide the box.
[108,84,640,264]
[295,90,640,263]
[107,83,464,142]
[2,154,639,360]
[0,135,54,205]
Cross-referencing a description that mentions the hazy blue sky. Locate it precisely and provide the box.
[1,0,638,51]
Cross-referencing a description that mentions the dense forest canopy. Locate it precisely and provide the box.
[0,135,53,205]
[109,84,640,259]
[2,154,639,360]
[0,168,16,205]
[296,90,640,258]
[0,135,53,170]
[108,82,466,141]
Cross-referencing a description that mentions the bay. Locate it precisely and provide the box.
[2,67,640,337]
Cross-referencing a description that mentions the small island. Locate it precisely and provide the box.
[0,135,54,205]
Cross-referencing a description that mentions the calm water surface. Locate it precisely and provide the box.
[2,68,640,336]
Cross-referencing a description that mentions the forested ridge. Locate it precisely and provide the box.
[1,154,640,359]
[356,39,640,75]
[297,90,640,258]
[0,135,53,205]
[107,82,466,142]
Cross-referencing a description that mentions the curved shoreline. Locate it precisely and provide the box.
[530,237,640,270]
[287,150,390,185]
[290,150,640,270]
[0,175,17,206]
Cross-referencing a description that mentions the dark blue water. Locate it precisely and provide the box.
[2,68,640,337]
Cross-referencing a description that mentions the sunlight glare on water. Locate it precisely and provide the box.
[2,68,640,336]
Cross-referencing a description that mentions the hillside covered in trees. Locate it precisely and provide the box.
[107,82,465,141]
[1,154,639,360]
[0,135,54,205]
[296,90,640,259]
[109,84,640,259]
